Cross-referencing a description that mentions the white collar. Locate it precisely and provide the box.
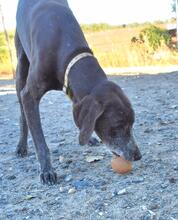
[63,52,93,92]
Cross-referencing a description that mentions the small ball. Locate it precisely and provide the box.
[111,156,132,174]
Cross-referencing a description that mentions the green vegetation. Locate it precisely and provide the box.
[81,20,170,33]
[81,22,145,33]
[0,31,15,61]
[81,23,117,32]
[139,25,171,52]
[0,31,15,77]
[0,32,9,62]
[0,21,178,78]
[86,23,177,67]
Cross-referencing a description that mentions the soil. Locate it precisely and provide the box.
[0,72,178,220]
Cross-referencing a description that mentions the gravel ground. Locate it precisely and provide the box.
[0,72,178,220]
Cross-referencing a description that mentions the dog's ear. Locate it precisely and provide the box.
[73,95,103,145]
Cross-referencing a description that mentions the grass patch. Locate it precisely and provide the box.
[1,22,178,78]
[85,25,178,67]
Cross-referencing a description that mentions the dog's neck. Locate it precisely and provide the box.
[64,52,93,89]
[66,56,107,103]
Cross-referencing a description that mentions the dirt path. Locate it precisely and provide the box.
[0,72,178,220]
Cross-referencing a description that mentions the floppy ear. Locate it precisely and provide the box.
[73,95,103,145]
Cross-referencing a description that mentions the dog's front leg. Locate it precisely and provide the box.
[20,77,57,185]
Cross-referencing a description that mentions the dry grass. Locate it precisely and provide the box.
[1,24,178,79]
[0,63,14,79]
[85,26,178,67]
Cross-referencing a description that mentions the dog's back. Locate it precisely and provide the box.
[16,0,89,74]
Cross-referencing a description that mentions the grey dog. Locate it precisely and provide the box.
[15,0,142,185]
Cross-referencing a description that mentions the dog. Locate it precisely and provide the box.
[15,0,142,185]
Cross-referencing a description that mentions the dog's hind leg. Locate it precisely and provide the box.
[15,31,29,157]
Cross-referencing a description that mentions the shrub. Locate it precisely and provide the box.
[139,25,171,52]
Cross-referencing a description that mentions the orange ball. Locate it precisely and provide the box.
[111,156,132,174]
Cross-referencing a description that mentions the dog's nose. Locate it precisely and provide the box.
[133,151,142,161]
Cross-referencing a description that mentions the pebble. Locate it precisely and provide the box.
[120,199,130,208]
[94,180,107,189]
[6,175,16,180]
[173,164,178,171]
[68,188,76,194]
[66,159,73,164]
[111,190,118,197]
[98,212,104,216]
[65,175,73,182]
[59,156,65,163]
[85,155,104,163]
[75,211,82,216]
[0,173,3,181]
[59,141,65,146]
[144,128,153,133]
[170,105,177,109]
[169,177,177,183]
[143,210,157,220]
[149,203,160,210]
[117,188,128,195]
[52,149,59,154]
[161,183,168,189]
[61,164,69,169]
[72,179,92,190]
[170,217,177,220]
[131,177,145,183]
[59,187,65,193]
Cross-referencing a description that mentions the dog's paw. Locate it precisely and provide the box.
[40,170,58,185]
[16,145,28,158]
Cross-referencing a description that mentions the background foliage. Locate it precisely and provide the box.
[139,25,171,52]
[0,21,178,77]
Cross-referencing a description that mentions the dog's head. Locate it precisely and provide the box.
[73,81,142,161]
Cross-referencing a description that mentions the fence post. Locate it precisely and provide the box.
[0,3,15,79]
[176,0,178,48]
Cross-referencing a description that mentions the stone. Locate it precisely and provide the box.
[72,179,92,190]
[6,175,16,180]
[59,156,65,163]
[143,210,157,220]
[68,188,76,194]
[173,164,178,171]
[98,212,104,216]
[117,188,128,195]
[132,177,144,183]
[161,183,168,189]
[85,156,104,163]
[59,187,65,193]
[169,177,177,183]
[65,175,72,182]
